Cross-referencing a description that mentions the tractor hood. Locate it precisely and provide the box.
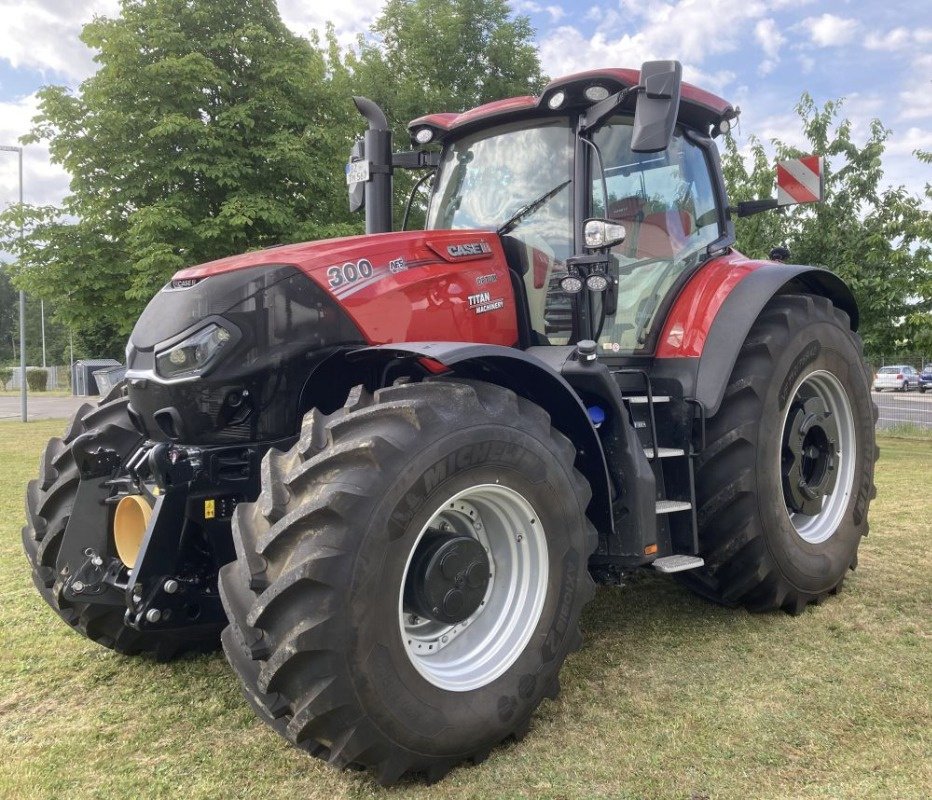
[167,229,519,349]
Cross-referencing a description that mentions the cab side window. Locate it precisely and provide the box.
[592,120,720,352]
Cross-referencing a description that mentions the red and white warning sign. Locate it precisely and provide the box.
[777,155,823,206]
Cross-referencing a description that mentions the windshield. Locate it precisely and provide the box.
[592,119,721,352]
[427,120,576,344]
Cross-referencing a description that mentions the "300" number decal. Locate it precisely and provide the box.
[327,259,373,289]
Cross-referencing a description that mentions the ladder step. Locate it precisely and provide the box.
[644,447,685,459]
[655,499,692,514]
[626,394,670,404]
[652,554,705,573]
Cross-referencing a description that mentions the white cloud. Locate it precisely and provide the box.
[0,1,120,81]
[754,18,785,75]
[265,0,382,48]
[0,93,70,209]
[898,86,932,122]
[885,126,932,158]
[537,0,776,86]
[864,27,911,51]
[801,14,859,47]
[510,1,566,22]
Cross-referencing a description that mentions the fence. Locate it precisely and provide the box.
[4,366,71,391]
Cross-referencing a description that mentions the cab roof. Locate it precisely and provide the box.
[408,67,735,145]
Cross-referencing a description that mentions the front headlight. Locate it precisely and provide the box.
[155,323,233,379]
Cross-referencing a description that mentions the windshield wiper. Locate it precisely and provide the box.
[497,179,571,236]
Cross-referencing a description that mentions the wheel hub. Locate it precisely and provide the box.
[405,532,491,625]
[782,395,839,516]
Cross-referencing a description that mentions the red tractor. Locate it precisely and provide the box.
[24,62,876,784]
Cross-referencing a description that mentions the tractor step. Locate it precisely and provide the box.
[655,499,692,514]
[652,554,705,573]
[626,394,671,404]
[644,447,685,458]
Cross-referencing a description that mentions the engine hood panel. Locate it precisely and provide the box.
[172,230,519,348]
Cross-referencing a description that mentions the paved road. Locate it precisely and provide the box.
[872,389,932,428]
[0,394,94,422]
[4,391,929,428]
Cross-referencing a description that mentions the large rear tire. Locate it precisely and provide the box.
[23,386,223,660]
[679,294,877,613]
[219,379,597,783]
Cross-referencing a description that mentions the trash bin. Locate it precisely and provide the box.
[92,365,127,396]
[73,359,122,396]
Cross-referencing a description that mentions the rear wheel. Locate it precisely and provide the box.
[679,294,877,613]
[219,379,597,783]
[23,386,223,659]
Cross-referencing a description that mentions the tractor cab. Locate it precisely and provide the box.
[352,62,739,356]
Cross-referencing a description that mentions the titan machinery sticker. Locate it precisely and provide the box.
[468,291,504,315]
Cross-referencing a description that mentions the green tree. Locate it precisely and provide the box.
[350,0,545,127]
[347,0,546,227]
[0,0,356,354]
[0,268,16,363]
[722,95,932,354]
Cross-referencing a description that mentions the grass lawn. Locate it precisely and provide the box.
[1,422,929,799]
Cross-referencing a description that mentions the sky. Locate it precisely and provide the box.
[0,0,930,212]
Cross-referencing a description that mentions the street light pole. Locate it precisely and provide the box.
[1,144,26,422]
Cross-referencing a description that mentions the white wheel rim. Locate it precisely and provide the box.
[779,369,857,544]
[398,484,548,692]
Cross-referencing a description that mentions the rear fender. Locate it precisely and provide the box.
[352,342,614,535]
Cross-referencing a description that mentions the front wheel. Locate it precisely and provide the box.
[679,294,877,613]
[219,379,597,783]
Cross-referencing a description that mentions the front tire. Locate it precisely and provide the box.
[679,294,877,613]
[219,379,597,783]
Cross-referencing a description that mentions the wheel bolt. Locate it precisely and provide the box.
[163,579,179,594]
[72,581,85,594]
[146,608,161,623]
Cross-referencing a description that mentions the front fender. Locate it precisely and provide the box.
[352,342,614,535]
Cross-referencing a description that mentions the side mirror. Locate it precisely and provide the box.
[347,138,366,213]
[631,60,682,153]
[584,218,626,250]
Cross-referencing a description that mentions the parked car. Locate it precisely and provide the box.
[919,367,932,393]
[873,365,921,392]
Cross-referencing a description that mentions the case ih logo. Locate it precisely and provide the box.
[777,156,823,206]
[448,241,492,258]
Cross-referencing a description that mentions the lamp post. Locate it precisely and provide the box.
[1,144,26,422]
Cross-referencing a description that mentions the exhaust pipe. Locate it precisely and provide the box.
[352,96,393,235]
